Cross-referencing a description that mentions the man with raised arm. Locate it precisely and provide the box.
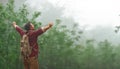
[12,21,53,69]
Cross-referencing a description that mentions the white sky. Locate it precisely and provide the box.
[47,0,120,29]
[26,0,120,29]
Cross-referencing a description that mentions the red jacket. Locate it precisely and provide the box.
[16,26,44,57]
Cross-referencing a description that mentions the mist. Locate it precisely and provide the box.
[1,0,120,45]
[1,0,120,69]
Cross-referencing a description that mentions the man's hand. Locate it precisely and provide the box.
[48,22,53,28]
[12,21,17,28]
[42,22,53,32]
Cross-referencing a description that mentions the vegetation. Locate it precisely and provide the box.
[0,0,120,69]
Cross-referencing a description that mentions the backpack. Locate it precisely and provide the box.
[20,34,32,58]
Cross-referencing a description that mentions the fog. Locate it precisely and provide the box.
[1,0,120,45]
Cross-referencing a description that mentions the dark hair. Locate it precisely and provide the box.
[24,22,31,31]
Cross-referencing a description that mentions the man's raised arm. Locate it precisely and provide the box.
[34,22,53,36]
[12,21,17,28]
[42,22,53,32]
[12,21,24,36]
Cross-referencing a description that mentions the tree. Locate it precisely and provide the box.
[0,0,82,69]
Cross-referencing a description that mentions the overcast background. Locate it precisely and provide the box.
[1,0,120,45]
[25,0,120,28]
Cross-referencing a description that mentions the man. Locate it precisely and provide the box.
[12,21,53,69]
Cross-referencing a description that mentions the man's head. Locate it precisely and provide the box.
[24,22,35,31]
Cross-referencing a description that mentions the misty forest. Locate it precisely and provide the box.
[1,0,120,69]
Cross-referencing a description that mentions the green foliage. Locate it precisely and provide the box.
[0,0,41,69]
[1,0,120,69]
